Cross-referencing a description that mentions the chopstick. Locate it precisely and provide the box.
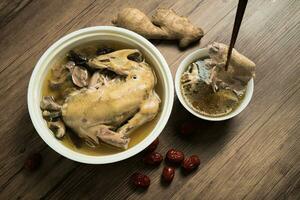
[225,0,249,71]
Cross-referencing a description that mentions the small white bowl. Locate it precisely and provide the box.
[175,48,254,121]
[28,26,174,164]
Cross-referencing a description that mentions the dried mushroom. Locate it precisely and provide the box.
[48,62,70,90]
[48,120,66,138]
[42,110,61,121]
[71,66,90,88]
[96,47,115,55]
[67,50,89,67]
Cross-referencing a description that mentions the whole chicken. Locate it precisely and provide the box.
[61,49,160,149]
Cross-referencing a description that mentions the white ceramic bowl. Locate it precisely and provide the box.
[175,48,253,121]
[28,26,174,164]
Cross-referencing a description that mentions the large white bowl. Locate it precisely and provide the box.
[28,26,174,164]
[175,48,253,121]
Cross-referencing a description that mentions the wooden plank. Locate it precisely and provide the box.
[0,0,33,29]
[0,0,102,195]
[197,90,300,200]
[243,131,300,200]
[264,159,300,200]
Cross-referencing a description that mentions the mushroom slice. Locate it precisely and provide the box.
[48,62,72,90]
[40,96,62,111]
[71,66,90,87]
[65,61,76,71]
[47,120,66,139]
[67,51,88,66]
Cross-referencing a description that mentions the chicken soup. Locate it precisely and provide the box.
[41,43,163,155]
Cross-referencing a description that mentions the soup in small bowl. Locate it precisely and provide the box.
[175,43,254,121]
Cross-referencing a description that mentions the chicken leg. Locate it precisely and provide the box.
[86,125,130,149]
[118,92,160,136]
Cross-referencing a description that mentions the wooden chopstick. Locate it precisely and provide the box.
[225,0,249,71]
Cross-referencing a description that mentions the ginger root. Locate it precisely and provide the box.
[112,8,204,48]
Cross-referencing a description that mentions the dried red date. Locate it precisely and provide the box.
[145,138,159,152]
[24,153,42,171]
[166,149,184,164]
[182,155,200,172]
[131,172,150,188]
[162,166,175,183]
[143,152,163,166]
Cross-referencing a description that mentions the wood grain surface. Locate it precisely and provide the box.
[0,0,299,199]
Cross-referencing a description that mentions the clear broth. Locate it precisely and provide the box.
[180,57,245,117]
[42,42,163,156]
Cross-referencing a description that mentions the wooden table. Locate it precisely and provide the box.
[1,0,299,199]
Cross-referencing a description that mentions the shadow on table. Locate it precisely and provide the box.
[166,97,233,147]
[158,98,234,178]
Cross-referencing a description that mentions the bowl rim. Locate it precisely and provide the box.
[27,26,174,164]
[175,47,254,121]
